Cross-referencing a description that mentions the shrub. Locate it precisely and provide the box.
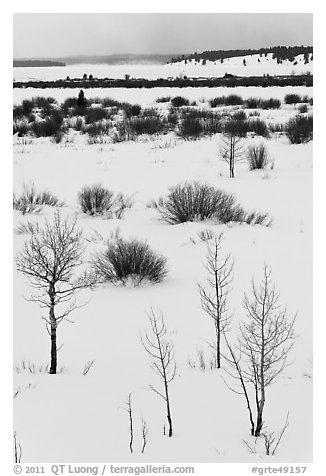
[22,100,34,116]
[85,106,109,124]
[177,117,203,138]
[156,96,171,103]
[180,108,214,120]
[167,113,178,127]
[209,97,225,108]
[13,120,29,136]
[171,96,190,107]
[92,238,168,285]
[101,97,123,108]
[298,104,308,114]
[260,98,281,109]
[84,122,111,143]
[124,104,142,118]
[61,97,79,113]
[209,96,225,107]
[128,116,165,135]
[33,96,57,112]
[269,122,286,133]
[245,97,261,109]
[232,110,247,121]
[284,94,302,104]
[13,105,25,119]
[225,94,244,106]
[203,116,222,135]
[153,181,271,226]
[78,184,132,218]
[247,143,269,170]
[210,95,243,107]
[113,193,134,219]
[13,184,63,214]
[78,184,115,216]
[31,111,64,137]
[223,119,248,137]
[246,119,269,137]
[286,115,313,143]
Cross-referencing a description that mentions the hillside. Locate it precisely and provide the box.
[170,46,313,64]
[167,52,313,78]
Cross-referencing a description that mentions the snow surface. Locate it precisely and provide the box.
[13,54,313,82]
[13,86,312,463]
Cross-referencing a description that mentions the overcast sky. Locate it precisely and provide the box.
[13,13,313,58]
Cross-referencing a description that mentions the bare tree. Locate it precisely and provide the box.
[198,234,233,368]
[219,123,245,178]
[141,309,176,437]
[241,266,296,436]
[223,266,296,437]
[123,393,134,454]
[13,432,22,463]
[223,333,256,436]
[262,412,290,456]
[141,417,149,454]
[16,210,95,374]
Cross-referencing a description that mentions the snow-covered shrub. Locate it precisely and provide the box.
[286,115,313,144]
[93,238,168,285]
[247,143,269,170]
[13,184,64,214]
[171,96,190,107]
[78,184,132,218]
[78,184,115,216]
[153,181,271,226]
[84,122,111,143]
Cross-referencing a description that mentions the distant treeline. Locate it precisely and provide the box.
[13,74,313,89]
[13,60,66,68]
[170,46,313,64]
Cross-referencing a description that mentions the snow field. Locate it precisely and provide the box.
[13,87,312,462]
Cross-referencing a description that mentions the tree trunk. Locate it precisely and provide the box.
[255,399,265,436]
[164,379,173,437]
[230,137,235,178]
[50,325,57,374]
[48,284,57,374]
[166,399,173,437]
